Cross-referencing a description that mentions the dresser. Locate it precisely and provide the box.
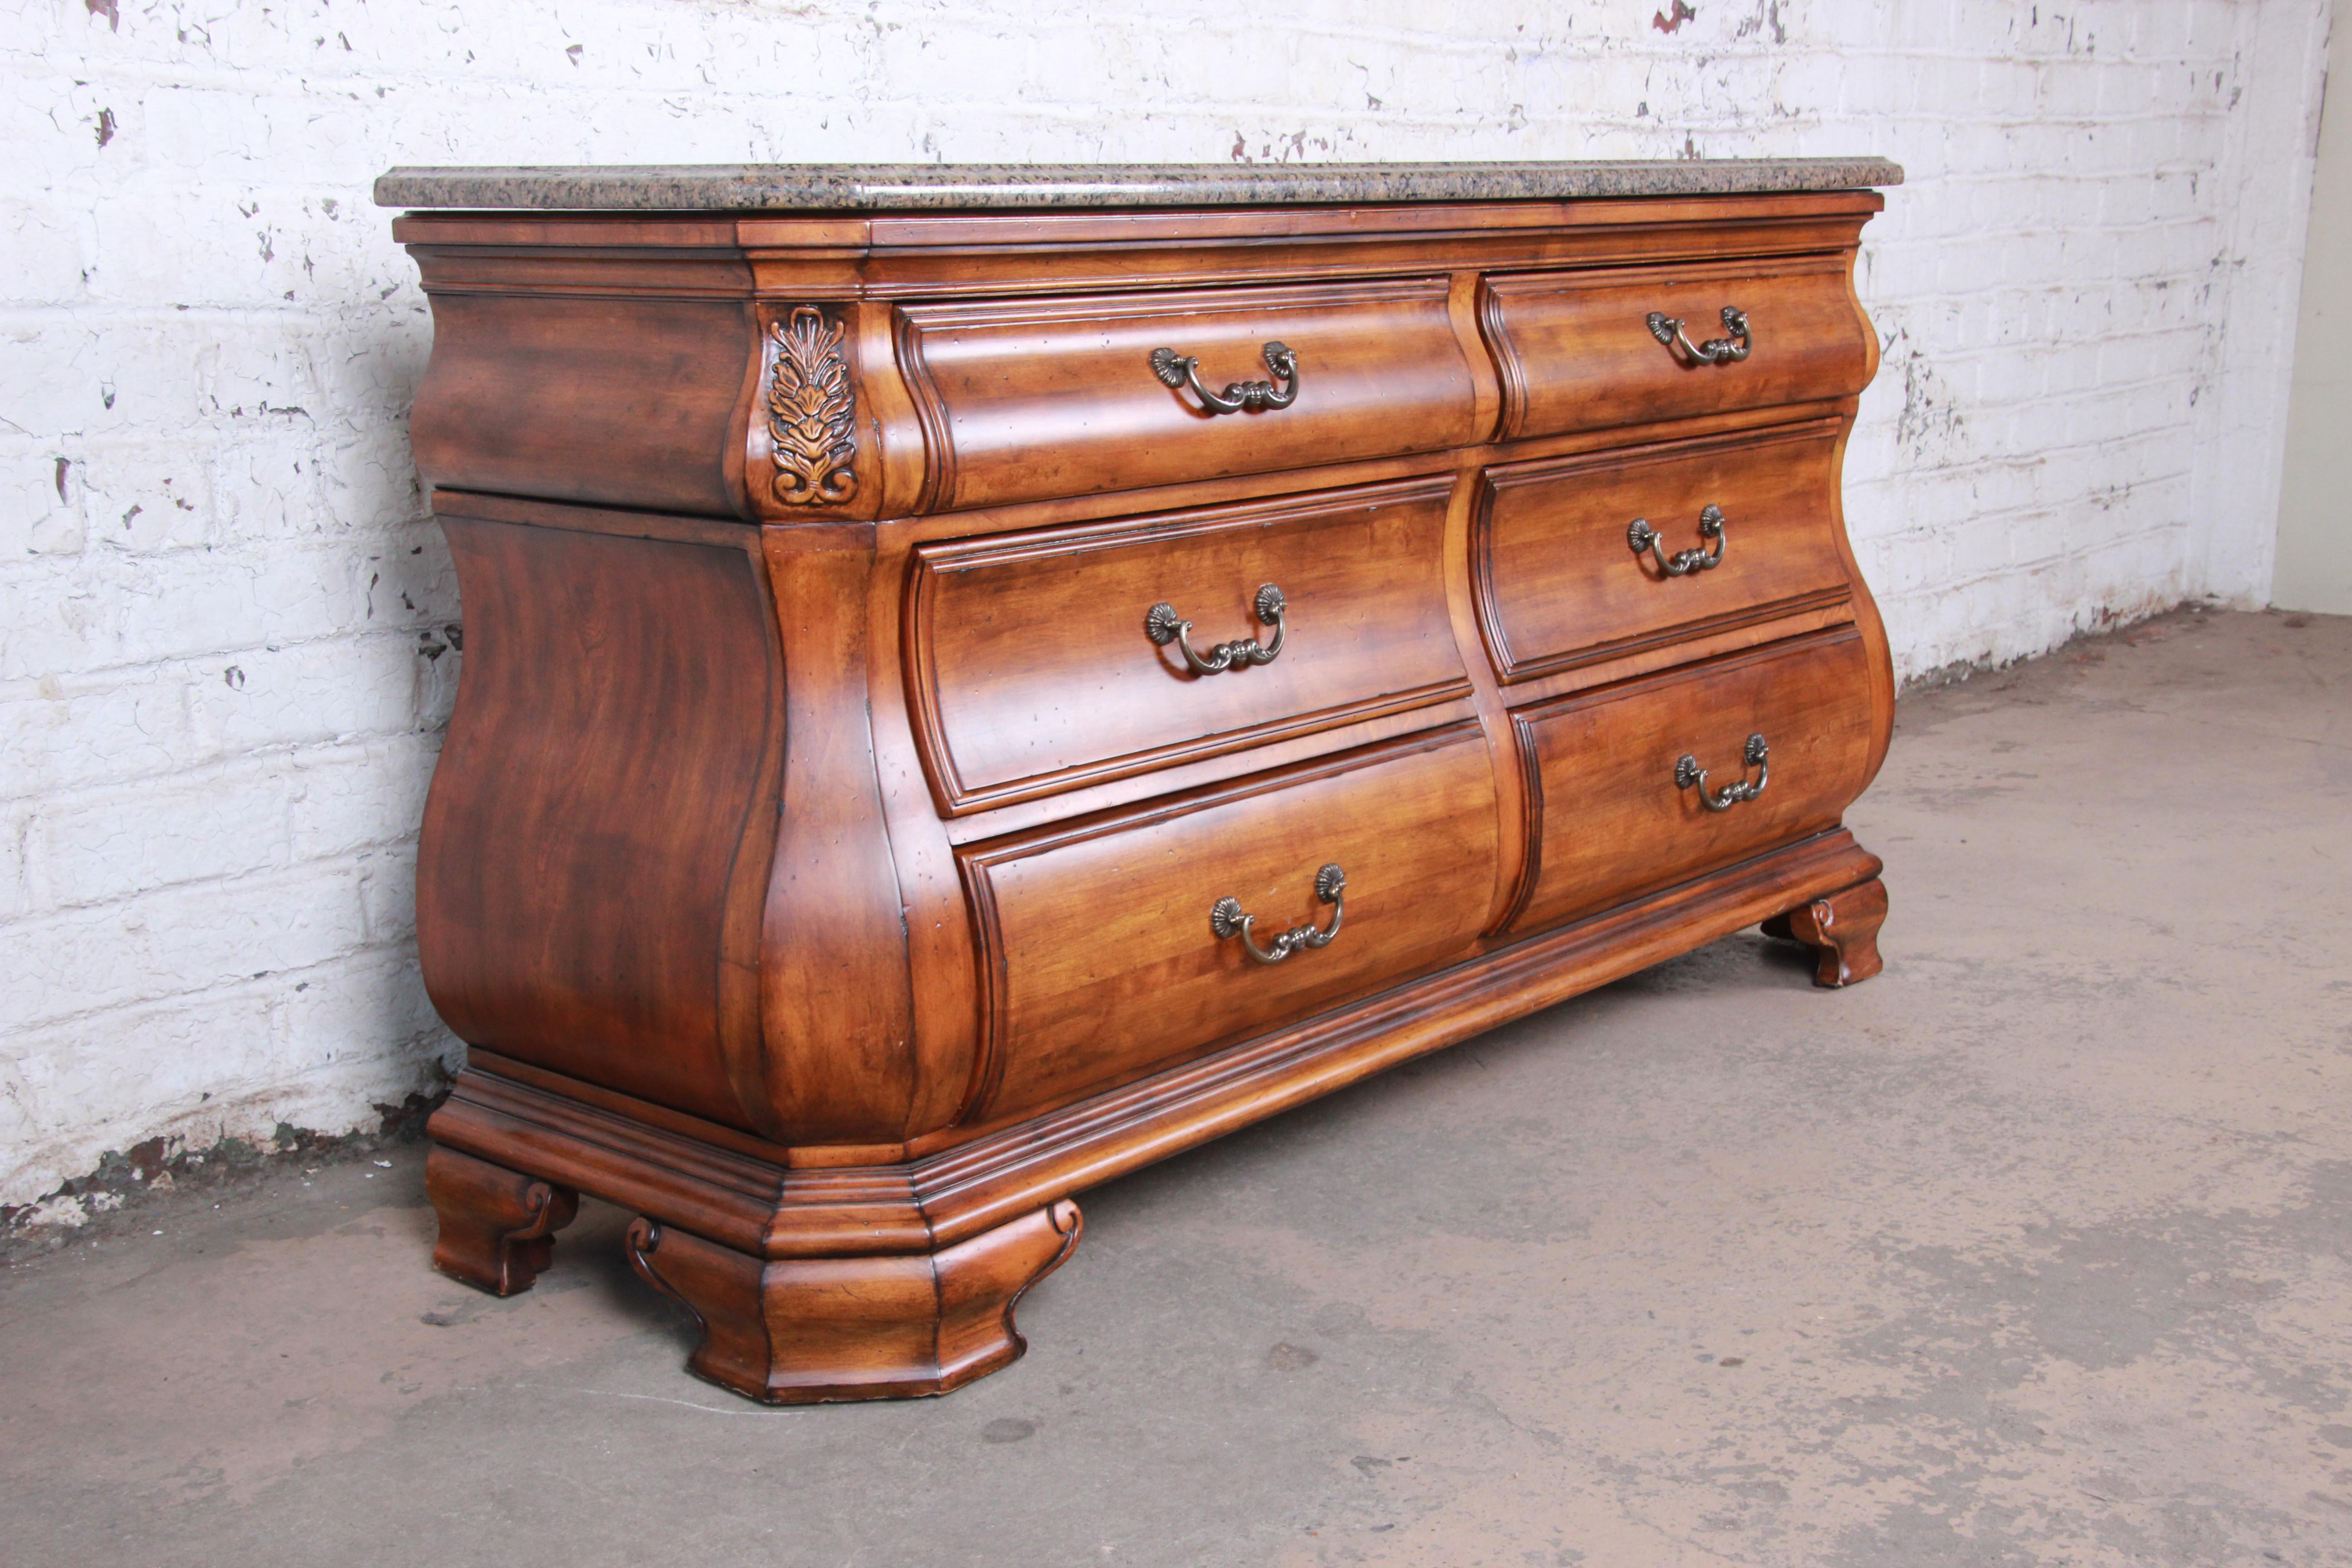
[377,159,1901,1403]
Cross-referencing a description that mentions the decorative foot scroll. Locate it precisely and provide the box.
[625,1199,1083,1404]
[425,1142,580,1295]
[1763,876,1889,988]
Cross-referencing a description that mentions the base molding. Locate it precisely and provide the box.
[424,826,1884,1400]
[625,1202,1081,1403]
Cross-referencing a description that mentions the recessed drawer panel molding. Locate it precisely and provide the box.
[906,476,1473,815]
[1473,420,1856,684]
[1480,256,1872,439]
[897,279,1481,512]
[958,724,1502,1124]
[1503,629,1876,935]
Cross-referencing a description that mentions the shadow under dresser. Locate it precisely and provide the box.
[374,157,1903,1403]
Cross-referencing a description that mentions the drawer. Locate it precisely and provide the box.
[897,279,1482,511]
[906,476,1473,813]
[1481,256,1872,439]
[1474,421,1854,683]
[959,725,1501,1122]
[1505,630,1874,934]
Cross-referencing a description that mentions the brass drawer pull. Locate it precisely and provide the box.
[1647,306,1751,366]
[1676,732,1769,812]
[1211,863,1347,965]
[1150,341,1300,414]
[1146,583,1288,674]
[1628,504,1728,576]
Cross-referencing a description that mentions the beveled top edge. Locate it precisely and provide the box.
[372,158,1903,212]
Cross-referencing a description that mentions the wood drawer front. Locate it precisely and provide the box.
[1506,630,1873,934]
[962,725,1500,1122]
[1475,422,1853,683]
[907,477,1473,814]
[1482,257,1869,439]
[898,279,1481,512]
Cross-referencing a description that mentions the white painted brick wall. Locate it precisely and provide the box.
[0,0,2332,1210]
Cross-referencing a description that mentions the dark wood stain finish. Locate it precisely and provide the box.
[399,182,1899,1404]
[417,513,780,1131]
[410,292,763,518]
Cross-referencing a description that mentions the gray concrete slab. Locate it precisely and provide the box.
[4,607,2348,1568]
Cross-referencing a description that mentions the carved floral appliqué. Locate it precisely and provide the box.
[768,305,858,507]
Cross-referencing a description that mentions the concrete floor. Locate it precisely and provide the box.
[5,607,2349,1568]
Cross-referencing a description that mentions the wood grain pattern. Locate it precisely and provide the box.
[959,724,1500,1124]
[752,200,1880,300]
[395,195,1882,524]
[1823,404,1901,795]
[1437,466,1534,934]
[906,476,1470,813]
[422,823,1886,1392]
[410,292,764,518]
[1504,629,1877,935]
[866,399,1858,555]
[623,1201,1080,1403]
[425,1142,579,1295]
[865,529,990,1144]
[1764,875,1890,987]
[402,182,1898,1402]
[423,826,1885,1261]
[757,525,921,1144]
[417,511,781,1131]
[928,692,1484,848]
[897,279,1479,511]
[1474,419,1853,683]
[1482,256,1872,439]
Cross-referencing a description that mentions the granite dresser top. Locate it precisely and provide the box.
[373,158,1903,212]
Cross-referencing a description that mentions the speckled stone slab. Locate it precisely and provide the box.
[372,158,1902,212]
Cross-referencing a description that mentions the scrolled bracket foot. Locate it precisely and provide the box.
[425,1142,581,1296]
[1762,876,1889,988]
[626,1199,1083,1405]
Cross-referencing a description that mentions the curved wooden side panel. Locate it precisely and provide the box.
[757,526,923,1144]
[855,298,932,521]
[1478,255,1874,441]
[1833,250,1899,789]
[1830,414,1898,792]
[1438,466,1531,936]
[418,510,784,1132]
[409,293,764,520]
[865,529,987,1144]
[1446,270,1505,442]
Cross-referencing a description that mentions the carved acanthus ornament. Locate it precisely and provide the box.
[768,305,858,507]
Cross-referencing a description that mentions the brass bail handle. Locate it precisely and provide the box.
[1146,583,1288,675]
[1646,306,1752,366]
[1211,863,1347,965]
[1675,732,1770,812]
[1151,341,1300,415]
[1627,504,1728,576]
